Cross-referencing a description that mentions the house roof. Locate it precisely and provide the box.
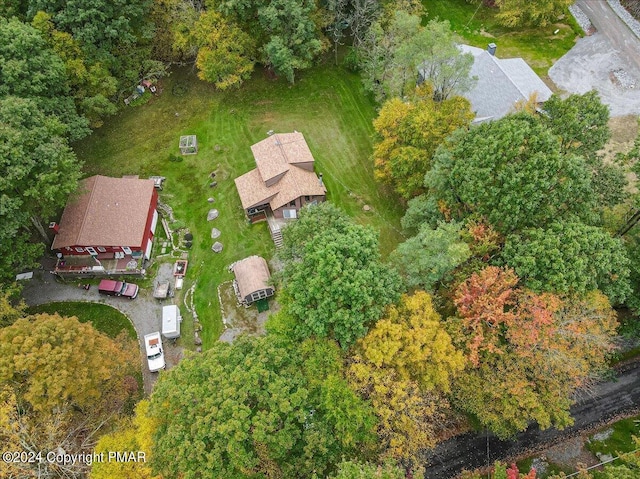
[455,45,553,122]
[251,132,315,183]
[232,256,273,299]
[52,175,155,250]
[234,132,327,211]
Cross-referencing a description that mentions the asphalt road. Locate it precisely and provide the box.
[577,0,640,72]
[422,360,640,478]
[21,260,184,394]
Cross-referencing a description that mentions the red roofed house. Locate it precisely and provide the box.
[234,132,327,224]
[50,175,158,276]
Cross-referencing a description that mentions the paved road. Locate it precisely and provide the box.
[549,1,640,116]
[21,260,184,394]
[577,0,640,72]
[422,360,640,478]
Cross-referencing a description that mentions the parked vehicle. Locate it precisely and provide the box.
[98,279,139,299]
[144,332,166,372]
[162,305,182,339]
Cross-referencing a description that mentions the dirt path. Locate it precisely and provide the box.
[422,359,640,478]
[21,260,183,395]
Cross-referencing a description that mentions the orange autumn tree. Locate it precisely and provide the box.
[450,266,617,438]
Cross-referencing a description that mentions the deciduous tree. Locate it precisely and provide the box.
[542,91,610,163]
[149,336,376,479]
[502,221,631,304]
[373,83,473,199]
[450,267,618,438]
[0,313,138,414]
[218,0,325,83]
[191,10,255,89]
[390,221,471,290]
[328,459,407,479]
[91,400,160,479]
[276,203,401,348]
[0,16,89,139]
[359,14,475,102]
[347,292,463,459]
[0,313,139,479]
[424,114,597,234]
[0,96,82,281]
[494,0,572,27]
[416,19,476,101]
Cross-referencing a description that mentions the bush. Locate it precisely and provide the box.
[168,153,183,162]
[342,47,361,72]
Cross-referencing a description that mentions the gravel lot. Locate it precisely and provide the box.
[549,33,640,116]
[21,259,184,394]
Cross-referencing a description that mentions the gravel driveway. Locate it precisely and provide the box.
[21,259,183,394]
[549,1,640,116]
[549,33,640,116]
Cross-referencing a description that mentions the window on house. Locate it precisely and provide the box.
[122,247,132,255]
[75,247,84,253]
[289,200,296,207]
[97,247,107,253]
[283,209,297,219]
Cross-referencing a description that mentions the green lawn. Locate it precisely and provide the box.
[423,0,581,77]
[27,302,136,339]
[73,64,405,349]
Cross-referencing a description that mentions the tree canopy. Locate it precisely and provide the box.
[502,222,631,304]
[216,0,325,83]
[449,267,617,438]
[373,83,474,199]
[0,16,89,139]
[0,96,82,281]
[390,221,471,290]
[275,203,401,348]
[359,13,475,102]
[422,113,597,234]
[494,0,573,27]
[149,336,377,479]
[348,292,463,459]
[0,313,139,478]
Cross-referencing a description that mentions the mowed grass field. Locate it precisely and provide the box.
[73,64,405,348]
[423,0,581,77]
[27,302,136,339]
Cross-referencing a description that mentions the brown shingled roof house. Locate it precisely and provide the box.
[234,132,326,223]
[232,256,275,305]
[50,175,159,275]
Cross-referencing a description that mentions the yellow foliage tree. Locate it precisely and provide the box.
[373,83,474,199]
[360,291,465,391]
[91,400,160,479]
[348,291,465,460]
[0,313,138,414]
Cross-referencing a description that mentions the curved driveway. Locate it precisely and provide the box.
[21,263,183,394]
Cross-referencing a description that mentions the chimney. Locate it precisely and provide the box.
[487,43,497,56]
[49,222,60,234]
[318,173,324,187]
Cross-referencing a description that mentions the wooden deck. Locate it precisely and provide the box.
[53,254,144,277]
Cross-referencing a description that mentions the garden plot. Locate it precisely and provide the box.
[217,281,278,343]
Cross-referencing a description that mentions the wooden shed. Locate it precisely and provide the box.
[232,256,274,305]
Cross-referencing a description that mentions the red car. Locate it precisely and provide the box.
[98,279,139,299]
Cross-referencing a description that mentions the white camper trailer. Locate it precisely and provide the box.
[162,305,182,339]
